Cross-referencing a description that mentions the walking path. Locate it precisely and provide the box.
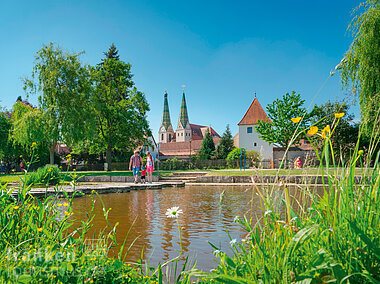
[10,181,185,198]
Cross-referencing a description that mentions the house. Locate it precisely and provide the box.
[273,139,315,168]
[235,97,273,161]
[158,91,221,160]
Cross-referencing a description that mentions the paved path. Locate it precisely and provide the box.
[10,181,185,198]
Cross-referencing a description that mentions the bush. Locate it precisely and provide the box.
[246,150,260,167]
[0,172,152,282]
[23,164,61,186]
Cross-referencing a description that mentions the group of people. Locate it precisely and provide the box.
[129,151,155,184]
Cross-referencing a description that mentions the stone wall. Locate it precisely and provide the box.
[78,176,159,183]
[196,175,363,184]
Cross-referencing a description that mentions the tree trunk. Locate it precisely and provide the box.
[49,142,56,165]
[106,145,112,171]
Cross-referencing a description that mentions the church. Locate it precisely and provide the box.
[158,91,221,160]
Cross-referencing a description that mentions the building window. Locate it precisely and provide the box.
[161,134,164,141]
[169,134,171,141]
[247,127,252,133]
[254,142,257,147]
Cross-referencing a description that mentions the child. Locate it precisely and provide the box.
[141,166,146,184]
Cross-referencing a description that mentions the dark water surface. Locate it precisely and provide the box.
[70,185,275,271]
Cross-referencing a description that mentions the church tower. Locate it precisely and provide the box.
[176,91,191,142]
[159,91,174,143]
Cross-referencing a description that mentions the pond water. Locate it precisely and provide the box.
[70,185,287,272]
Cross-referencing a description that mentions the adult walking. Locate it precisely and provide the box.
[146,151,154,184]
[129,151,143,184]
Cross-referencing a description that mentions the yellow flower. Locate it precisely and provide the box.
[13,206,20,210]
[32,142,37,147]
[321,125,330,139]
[358,150,364,156]
[64,211,72,216]
[57,203,62,207]
[334,113,345,118]
[323,125,331,133]
[37,228,43,232]
[12,169,15,172]
[19,155,23,158]
[307,126,318,136]
[63,202,69,207]
[291,117,302,123]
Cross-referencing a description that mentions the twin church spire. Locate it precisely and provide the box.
[159,89,191,143]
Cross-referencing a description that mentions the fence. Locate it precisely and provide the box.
[72,159,273,171]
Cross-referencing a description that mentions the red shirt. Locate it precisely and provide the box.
[141,169,146,176]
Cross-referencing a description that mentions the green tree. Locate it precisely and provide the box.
[0,109,12,160]
[23,43,93,164]
[311,101,359,161]
[11,101,48,150]
[198,129,215,160]
[341,0,380,133]
[215,125,234,159]
[89,44,150,170]
[255,91,313,147]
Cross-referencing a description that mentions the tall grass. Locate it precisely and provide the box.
[0,157,160,283]
[189,116,379,283]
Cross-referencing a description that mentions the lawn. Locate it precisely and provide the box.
[1,168,368,185]
[207,167,367,176]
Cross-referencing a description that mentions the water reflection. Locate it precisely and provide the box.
[70,185,294,271]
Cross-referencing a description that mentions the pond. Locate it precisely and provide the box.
[70,185,287,272]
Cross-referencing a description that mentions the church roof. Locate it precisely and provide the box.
[161,92,172,130]
[159,137,221,156]
[238,98,272,125]
[190,124,221,140]
[178,92,189,128]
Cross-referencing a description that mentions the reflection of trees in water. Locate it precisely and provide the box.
[69,185,314,271]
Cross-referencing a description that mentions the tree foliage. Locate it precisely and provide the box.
[89,44,150,170]
[311,101,359,161]
[23,43,93,164]
[255,91,313,147]
[11,101,48,150]
[198,129,215,160]
[215,125,234,159]
[0,110,12,160]
[341,0,380,133]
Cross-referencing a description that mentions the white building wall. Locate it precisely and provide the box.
[238,125,273,160]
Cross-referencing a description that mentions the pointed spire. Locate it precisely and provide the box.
[161,90,172,130]
[178,91,189,128]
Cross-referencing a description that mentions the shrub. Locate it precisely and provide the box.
[246,150,260,167]
[23,164,61,186]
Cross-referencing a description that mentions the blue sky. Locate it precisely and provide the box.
[0,0,361,139]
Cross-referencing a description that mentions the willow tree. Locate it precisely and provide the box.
[0,109,12,160]
[90,45,150,170]
[11,101,47,148]
[23,43,93,164]
[341,0,380,134]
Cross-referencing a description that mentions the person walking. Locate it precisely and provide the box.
[146,151,154,184]
[129,151,143,184]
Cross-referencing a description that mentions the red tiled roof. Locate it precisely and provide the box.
[238,98,272,125]
[190,124,221,140]
[159,137,220,156]
[273,139,314,151]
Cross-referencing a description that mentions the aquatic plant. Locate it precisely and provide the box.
[189,113,379,283]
